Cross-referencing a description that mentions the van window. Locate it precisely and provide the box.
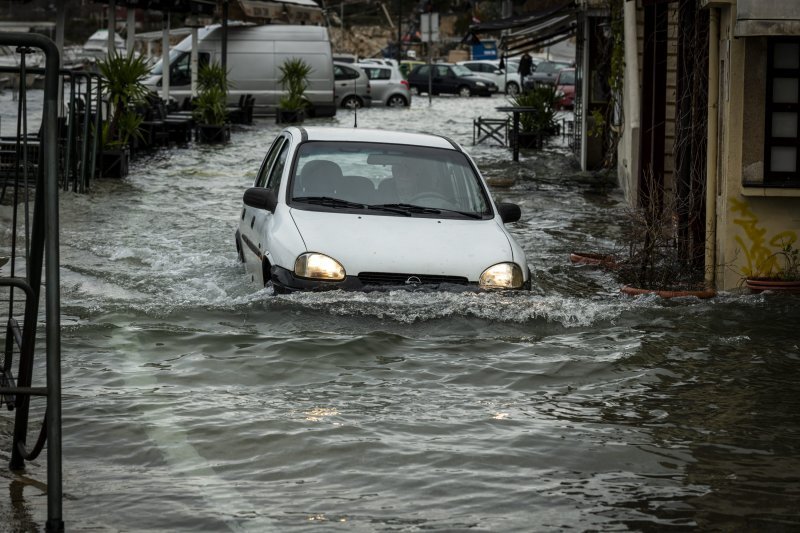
[168,51,210,86]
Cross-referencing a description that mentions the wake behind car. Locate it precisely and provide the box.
[235,127,530,293]
[406,63,498,97]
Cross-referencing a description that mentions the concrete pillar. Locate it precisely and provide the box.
[161,12,170,102]
[107,0,115,55]
[126,7,135,56]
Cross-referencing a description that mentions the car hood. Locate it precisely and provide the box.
[290,209,515,280]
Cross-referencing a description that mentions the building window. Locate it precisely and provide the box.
[765,39,800,185]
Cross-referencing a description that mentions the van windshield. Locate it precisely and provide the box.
[149,49,183,76]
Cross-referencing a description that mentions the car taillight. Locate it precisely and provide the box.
[401,79,409,88]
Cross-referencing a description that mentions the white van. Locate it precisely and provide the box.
[144,24,336,118]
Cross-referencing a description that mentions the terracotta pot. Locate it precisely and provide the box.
[569,252,617,268]
[745,278,800,294]
[621,285,716,299]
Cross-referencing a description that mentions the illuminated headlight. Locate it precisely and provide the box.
[476,81,485,86]
[479,262,523,289]
[294,253,346,281]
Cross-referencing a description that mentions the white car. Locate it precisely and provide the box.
[235,127,531,293]
[457,59,519,95]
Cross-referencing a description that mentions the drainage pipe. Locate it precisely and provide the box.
[705,8,720,287]
[623,0,641,201]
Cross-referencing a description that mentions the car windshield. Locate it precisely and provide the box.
[290,141,492,219]
[558,70,575,85]
[451,65,474,77]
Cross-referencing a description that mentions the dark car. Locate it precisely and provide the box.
[522,60,573,90]
[407,63,498,97]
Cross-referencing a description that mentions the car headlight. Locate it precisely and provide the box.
[475,81,485,86]
[555,90,565,98]
[479,262,523,289]
[294,253,346,281]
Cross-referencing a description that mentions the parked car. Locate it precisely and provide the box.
[235,126,530,293]
[522,60,573,90]
[457,59,519,95]
[333,61,372,109]
[407,63,498,97]
[554,67,575,109]
[358,63,411,107]
[399,59,425,78]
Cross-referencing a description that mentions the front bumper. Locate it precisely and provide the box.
[270,266,531,293]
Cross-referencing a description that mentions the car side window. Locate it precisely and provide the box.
[256,137,286,187]
[416,65,429,77]
[335,65,359,80]
[266,140,290,192]
[436,66,450,77]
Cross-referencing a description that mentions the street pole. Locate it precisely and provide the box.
[396,0,402,62]
[428,32,432,105]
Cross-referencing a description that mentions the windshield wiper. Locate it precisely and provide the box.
[371,203,441,215]
[372,203,484,219]
[293,196,365,209]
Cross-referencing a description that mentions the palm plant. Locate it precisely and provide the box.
[97,50,151,147]
[278,58,312,112]
[510,85,558,139]
[193,61,230,126]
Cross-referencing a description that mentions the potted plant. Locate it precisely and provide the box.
[276,58,312,124]
[193,61,231,143]
[97,50,151,178]
[508,84,558,149]
[613,176,715,299]
[744,240,800,293]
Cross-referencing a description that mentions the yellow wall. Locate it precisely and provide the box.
[714,3,800,290]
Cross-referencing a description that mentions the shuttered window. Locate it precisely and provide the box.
[765,39,800,185]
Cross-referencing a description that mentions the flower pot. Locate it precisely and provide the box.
[276,109,305,124]
[569,252,618,269]
[621,285,716,299]
[745,278,800,294]
[195,123,231,144]
[99,147,129,179]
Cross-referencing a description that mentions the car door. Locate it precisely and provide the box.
[334,64,360,106]
[436,65,456,94]
[241,134,290,285]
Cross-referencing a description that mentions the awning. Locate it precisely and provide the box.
[228,0,324,24]
[467,1,577,54]
[735,0,800,37]
[91,0,217,15]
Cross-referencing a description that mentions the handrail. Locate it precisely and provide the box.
[0,32,63,533]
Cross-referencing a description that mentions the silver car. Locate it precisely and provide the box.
[333,61,372,109]
[358,63,411,107]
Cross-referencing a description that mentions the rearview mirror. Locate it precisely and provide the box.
[243,187,278,213]
[497,202,521,223]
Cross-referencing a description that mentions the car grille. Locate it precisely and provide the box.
[357,272,470,287]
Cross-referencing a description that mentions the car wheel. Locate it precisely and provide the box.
[341,95,362,109]
[506,82,520,96]
[387,94,407,107]
[458,85,472,97]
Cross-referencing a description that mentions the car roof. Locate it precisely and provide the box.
[291,127,458,150]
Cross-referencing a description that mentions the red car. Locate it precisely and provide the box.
[554,68,575,110]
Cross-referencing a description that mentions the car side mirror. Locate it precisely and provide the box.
[243,187,278,213]
[497,202,521,223]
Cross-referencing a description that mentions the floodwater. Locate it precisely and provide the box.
[2,91,800,532]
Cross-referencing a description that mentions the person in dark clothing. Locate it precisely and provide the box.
[518,52,533,87]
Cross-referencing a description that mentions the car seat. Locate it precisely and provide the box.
[297,160,343,197]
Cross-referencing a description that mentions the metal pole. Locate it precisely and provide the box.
[396,0,401,62]
[126,7,135,56]
[191,26,198,97]
[161,12,170,102]
[107,0,115,55]
[221,0,228,73]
